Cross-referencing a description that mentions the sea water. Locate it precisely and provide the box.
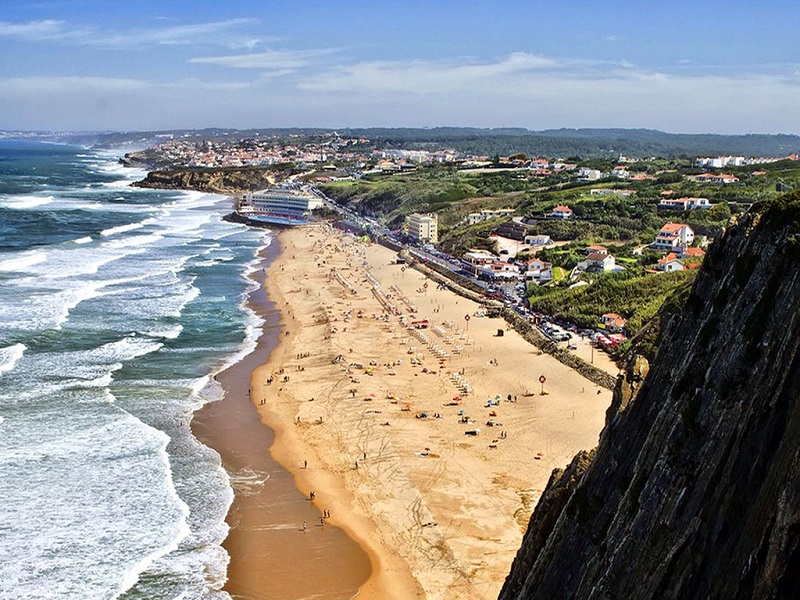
[0,140,269,599]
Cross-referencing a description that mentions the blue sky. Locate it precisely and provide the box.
[0,0,798,133]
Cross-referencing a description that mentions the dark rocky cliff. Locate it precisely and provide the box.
[500,193,800,600]
[132,166,289,195]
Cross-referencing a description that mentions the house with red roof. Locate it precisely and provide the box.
[584,252,616,273]
[652,223,695,250]
[693,173,739,184]
[583,244,608,256]
[525,258,554,283]
[679,247,706,260]
[601,313,627,333]
[656,253,685,272]
[659,197,711,210]
[551,205,574,219]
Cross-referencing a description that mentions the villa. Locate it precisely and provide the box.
[652,223,695,250]
[551,205,574,219]
[659,197,712,210]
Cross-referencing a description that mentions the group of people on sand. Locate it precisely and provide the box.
[301,490,331,531]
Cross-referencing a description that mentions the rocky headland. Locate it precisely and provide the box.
[131,166,287,195]
[501,192,800,599]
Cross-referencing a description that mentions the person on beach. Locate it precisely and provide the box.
[302,521,307,531]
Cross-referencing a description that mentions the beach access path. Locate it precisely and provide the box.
[253,223,615,599]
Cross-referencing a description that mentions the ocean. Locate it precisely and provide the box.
[0,140,270,599]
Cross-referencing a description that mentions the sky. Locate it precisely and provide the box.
[0,0,798,134]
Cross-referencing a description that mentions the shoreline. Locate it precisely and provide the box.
[191,236,371,600]
[243,222,614,598]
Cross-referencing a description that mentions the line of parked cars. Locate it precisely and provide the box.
[538,322,573,342]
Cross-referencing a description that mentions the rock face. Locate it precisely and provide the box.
[500,194,800,600]
[132,167,283,195]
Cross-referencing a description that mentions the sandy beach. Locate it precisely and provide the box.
[238,223,616,599]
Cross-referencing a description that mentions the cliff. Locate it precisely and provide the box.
[132,166,291,195]
[500,193,800,600]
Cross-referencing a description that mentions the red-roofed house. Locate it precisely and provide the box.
[583,244,608,255]
[601,313,627,333]
[652,223,695,250]
[530,158,549,169]
[693,173,739,184]
[551,205,574,219]
[659,197,711,210]
[656,253,685,272]
[585,252,616,272]
[525,258,554,283]
[679,247,706,260]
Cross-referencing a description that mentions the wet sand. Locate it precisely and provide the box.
[192,239,371,600]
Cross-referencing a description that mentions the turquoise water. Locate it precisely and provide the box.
[0,140,270,598]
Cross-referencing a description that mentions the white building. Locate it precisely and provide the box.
[659,197,712,210]
[578,168,603,181]
[610,166,630,179]
[652,223,695,250]
[525,258,554,283]
[656,253,685,272]
[463,249,497,265]
[695,156,746,168]
[407,213,439,244]
[465,208,516,226]
[583,252,616,272]
[524,234,553,247]
[551,205,574,219]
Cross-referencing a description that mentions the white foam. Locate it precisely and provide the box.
[104,233,164,249]
[95,336,165,363]
[101,220,153,237]
[140,323,184,340]
[68,369,119,390]
[73,236,93,245]
[113,425,191,597]
[0,250,47,272]
[1,194,54,209]
[0,343,26,376]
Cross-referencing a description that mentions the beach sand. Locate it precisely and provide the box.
[239,223,616,599]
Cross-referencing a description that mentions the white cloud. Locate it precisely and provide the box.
[299,52,559,94]
[93,18,258,47]
[189,48,336,70]
[229,38,263,51]
[0,18,258,47]
[0,19,71,40]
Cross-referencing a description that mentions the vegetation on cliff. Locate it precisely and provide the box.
[528,269,697,338]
